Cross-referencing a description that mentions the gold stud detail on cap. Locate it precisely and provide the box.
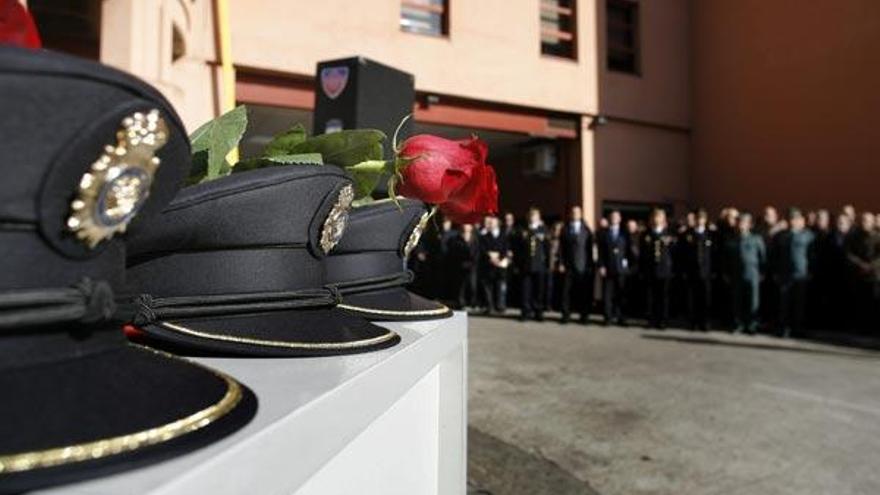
[67,109,168,248]
[320,184,354,254]
[403,210,432,259]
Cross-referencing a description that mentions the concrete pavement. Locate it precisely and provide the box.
[467,314,880,495]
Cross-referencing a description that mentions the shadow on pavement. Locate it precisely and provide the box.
[468,308,880,355]
[640,333,880,360]
[468,426,600,495]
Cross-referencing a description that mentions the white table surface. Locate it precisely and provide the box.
[33,312,468,495]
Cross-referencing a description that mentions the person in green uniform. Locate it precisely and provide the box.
[770,208,815,338]
[730,213,766,334]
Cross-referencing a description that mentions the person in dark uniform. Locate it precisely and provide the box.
[559,205,595,324]
[624,218,643,320]
[715,208,740,327]
[728,213,766,334]
[756,206,784,329]
[814,213,853,329]
[437,218,459,301]
[479,215,511,314]
[770,208,816,338]
[598,210,629,326]
[844,212,880,332]
[502,211,519,309]
[808,209,832,329]
[547,221,564,312]
[449,223,480,309]
[640,208,676,329]
[682,209,714,330]
[516,207,550,321]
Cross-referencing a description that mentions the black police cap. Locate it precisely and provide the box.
[325,198,452,321]
[0,47,255,492]
[125,165,400,357]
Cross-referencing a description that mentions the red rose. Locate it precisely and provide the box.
[439,162,498,224]
[0,0,42,49]
[396,134,498,223]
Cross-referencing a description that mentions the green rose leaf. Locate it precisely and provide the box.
[232,153,324,174]
[266,153,323,165]
[290,129,385,167]
[263,124,308,157]
[347,159,389,200]
[188,105,248,183]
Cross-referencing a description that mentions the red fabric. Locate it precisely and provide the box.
[122,324,146,339]
[397,134,499,223]
[0,0,41,49]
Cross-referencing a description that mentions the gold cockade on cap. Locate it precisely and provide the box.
[67,109,168,248]
[320,184,354,254]
[403,209,432,258]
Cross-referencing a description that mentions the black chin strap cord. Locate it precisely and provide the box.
[0,278,117,329]
[0,272,412,330]
[328,270,414,296]
[129,286,341,326]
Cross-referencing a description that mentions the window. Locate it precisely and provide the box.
[606,0,639,74]
[400,0,448,37]
[541,0,577,59]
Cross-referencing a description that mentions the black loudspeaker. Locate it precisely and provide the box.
[313,56,415,161]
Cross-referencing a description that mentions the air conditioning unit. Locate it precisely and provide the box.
[522,143,558,178]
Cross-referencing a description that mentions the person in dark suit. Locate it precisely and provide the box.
[502,212,519,309]
[770,208,816,338]
[435,218,459,302]
[516,207,550,321]
[624,218,643,319]
[598,210,629,326]
[681,209,714,330]
[814,213,853,329]
[844,212,880,332]
[448,223,480,309]
[808,209,832,329]
[559,206,595,324]
[640,208,676,329]
[479,215,511,314]
[715,208,740,328]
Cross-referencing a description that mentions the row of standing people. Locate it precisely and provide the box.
[408,204,880,337]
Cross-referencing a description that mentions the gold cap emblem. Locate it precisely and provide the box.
[320,184,354,254]
[403,210,432,258]
[67,109,168,248]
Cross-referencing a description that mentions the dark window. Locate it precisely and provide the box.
[401,0,448,37]
[541,0,577,59]
[606,0,639,74]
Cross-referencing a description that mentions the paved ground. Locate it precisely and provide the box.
[467,314,880,495]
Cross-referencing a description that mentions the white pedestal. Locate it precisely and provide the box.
[34,312,468,495]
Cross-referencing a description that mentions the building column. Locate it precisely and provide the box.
[100,0,220,131]
[580,115,597,224]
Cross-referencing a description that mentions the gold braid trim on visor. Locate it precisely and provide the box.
[0,348,243,475]
[337,303,451,317]
[157,321,398,349]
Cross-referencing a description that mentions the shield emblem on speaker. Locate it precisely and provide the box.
[320,66,349,100]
